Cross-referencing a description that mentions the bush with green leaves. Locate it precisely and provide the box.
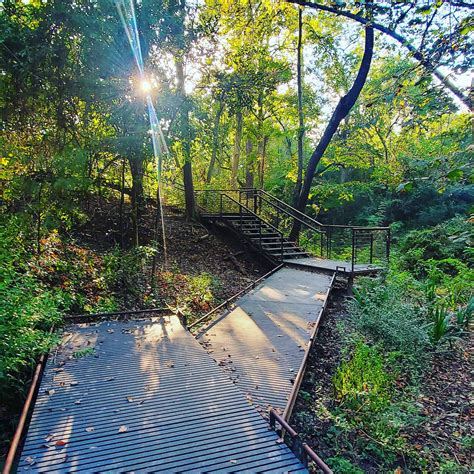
[334,341,394,413]
[349,277,430,369]
[103,245,156,306]
[398,217,472,276]
[0,218,69,397]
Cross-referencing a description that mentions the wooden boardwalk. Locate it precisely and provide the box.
[198,267,334,414]
[18,316,306,473]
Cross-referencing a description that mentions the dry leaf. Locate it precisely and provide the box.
[58,453,68,463]
[55,440,67,447]
[70,381,79,386]
[45,434,55,442]
[74,400,81,405]
[229,460,237,464]
[85,427,94,433]
[46,389,55,396]
[126,396,134,403]
[118,425,128,433]
[24,456,36,465]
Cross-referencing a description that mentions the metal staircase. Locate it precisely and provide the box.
[195,188,391,273]
[218,212,308,261]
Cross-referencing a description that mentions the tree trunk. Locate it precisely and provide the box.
[245,138,254,188]
[294,6,304,206]
[206,99,224,183]
[231,111,243,186]
[175,57,196,219]
[258,136,269,189]
[290,25,374,240]
[119,157,126,248]
[128,154,144,246]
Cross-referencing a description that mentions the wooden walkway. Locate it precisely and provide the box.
[18,316,306,473]
[198,267,334,414]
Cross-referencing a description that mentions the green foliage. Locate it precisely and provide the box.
[103,246,156,306]
[0,218,68,396]
[334,341,394,413]
[398,217,472,276]
[350,277,429,368]
[326,457,364,474]
[429,304,451,343]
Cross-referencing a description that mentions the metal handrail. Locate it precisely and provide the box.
[257,193,324,235]
[269,409,333,473]
[188,264,284,332]
[257,189,389,231]
[220,193,285,261]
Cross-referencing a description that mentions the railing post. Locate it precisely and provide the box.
[253,189,258,214]
[259,220,262,249]
[239,202,243,232]
[386,228,391,263]
[219,193,223,216]
[269,410,276,430]
[369,233,374,264]
[281,235,284,261]
[351,228,356,273]
[327,229,331,258]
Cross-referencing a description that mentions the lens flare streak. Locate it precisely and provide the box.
[115,0,168,263]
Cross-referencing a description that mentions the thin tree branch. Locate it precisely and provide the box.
[285,0,471,109]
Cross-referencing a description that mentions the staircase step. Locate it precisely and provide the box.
[269,250,308,257]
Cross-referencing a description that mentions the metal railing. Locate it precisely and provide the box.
[218,193,285,261]
[269,409,333,473]
[194,187,390,272]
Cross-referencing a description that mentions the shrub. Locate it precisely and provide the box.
[429,304,450,343]
[398,217,472,276]
[349,277,430,368]
[334,341,394,413]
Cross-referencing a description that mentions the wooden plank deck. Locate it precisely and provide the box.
[18,316,306,473]
[198,267,334,415]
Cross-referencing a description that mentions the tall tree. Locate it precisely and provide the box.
[294,6,305,205]
[290,23,374,239]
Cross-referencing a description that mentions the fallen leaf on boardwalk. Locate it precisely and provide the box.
[229,460,237,464]
[55,440,67,447]
[74,400,81,405]
[46,389,55,396]
[25,456,36,465]
[126,396,134,403]
[165,361,175,368]
[277,335,283,337]
[58,453,68,463]
[118,425,128,433]
[43,443,55,449]
[45,434,55,442]
[144,385,151,391]
[70,381,79,386]
[85,427,94,433]
[105,377,115,382]
[107,329,114,333]
[275,438,284,444]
